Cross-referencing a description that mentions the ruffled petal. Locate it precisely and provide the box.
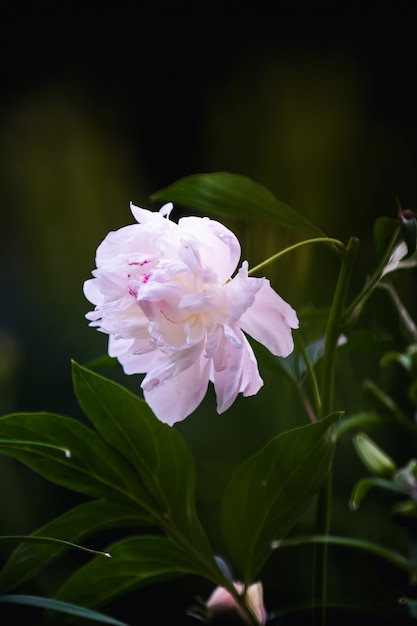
[211,328,263,413]
[143,352,211,425]
[240,281,299,357]
[224,261,263,322]
[178,216,241,282]
[83,278,104,307]
[108,335,157,374]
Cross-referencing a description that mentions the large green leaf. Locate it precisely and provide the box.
[52,536,221,619]
[151,172,324,237]
[0,413,142,504]
[221,413,338,583]
[0,500,150,594]
[71,362,215,564]
[0,595,132,626]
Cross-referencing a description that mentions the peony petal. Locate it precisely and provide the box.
[130,203,158,225]
[108,335,157,374]
[240,281,298,357]
[143,353,211,425]
[224,262,263,322]
[178,216,241,282]
[211,328,263,413]
[83,278,104,307]
[239,336,264,397]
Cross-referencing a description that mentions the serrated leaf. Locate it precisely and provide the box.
[221,413,338,582]
[52,536,219,620]
[151,172,324,238]
[0,500,149,594]
[0,594,132,626]
[71,362,214,563]
[0,413,142,504]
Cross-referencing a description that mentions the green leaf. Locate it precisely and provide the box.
[221,413,338,583]
[276,534,417,577]
[53,536,218,616]
[83,355,120,371]
[0,594,132,626]
[0,439,70,455]
[374,216,399,254]
[362,379,409,423]
[349,477,407,511]
[0,535,110,557]
[151,172,324,238]
[71,362,215,566]
[0,500,149,594]
[333,411,385,439]
[409,378,417,403]
[0,413,142,504]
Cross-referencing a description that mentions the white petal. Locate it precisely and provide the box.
[83,278,104,306]
[212,329,263,413]
[178,216,241,282]
[109,335,156,374]
[130,202,158,224]
[141,343,203,390]
[143,354,211,425]
[224,262,263,322]
[240,281,298,357]
[159,202,173,218]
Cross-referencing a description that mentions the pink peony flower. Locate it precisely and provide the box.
[206,581,267,624]
[84,203,298,425]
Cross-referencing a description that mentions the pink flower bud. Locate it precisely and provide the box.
[206,581,267,624]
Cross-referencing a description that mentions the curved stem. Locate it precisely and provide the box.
[248,238,345,276]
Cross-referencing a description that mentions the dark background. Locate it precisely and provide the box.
[1,7,417,624]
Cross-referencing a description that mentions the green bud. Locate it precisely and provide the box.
[353,432,397,478]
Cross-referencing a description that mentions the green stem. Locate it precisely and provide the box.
[248,237,345,276]
[342,224,401,327]
[294,333,322,421]
[314,236,359,626]
[319,237,359,418]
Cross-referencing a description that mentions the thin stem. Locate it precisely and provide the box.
[319,237,359,418]
[294,333,322,420]
[342,224,401,327]
[248,238,345,276]
[313,236,359,626]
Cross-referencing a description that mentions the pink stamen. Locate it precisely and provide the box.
[128,258,151,266]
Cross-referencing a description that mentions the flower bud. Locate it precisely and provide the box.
[353,432,397,478]
[206,581,267,624]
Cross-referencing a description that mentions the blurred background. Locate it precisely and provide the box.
[1,7,417,624]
